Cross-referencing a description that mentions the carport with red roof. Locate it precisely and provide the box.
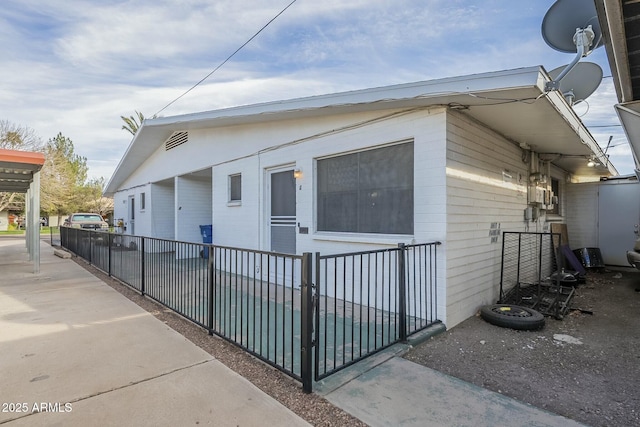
[0,148,45,273]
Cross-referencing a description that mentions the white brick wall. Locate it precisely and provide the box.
[213,157,260,249]
[113,106,563,328]
[150,181,175,240]
[176,174,212,243]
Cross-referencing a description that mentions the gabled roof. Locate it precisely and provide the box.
[105,66,616,195]
[0,148,45,193]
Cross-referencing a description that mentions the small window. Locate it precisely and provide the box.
[229,174,242,202]
[140,192,146,211]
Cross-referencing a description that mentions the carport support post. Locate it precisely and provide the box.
[300,252,313,393]
[398,243,407,342]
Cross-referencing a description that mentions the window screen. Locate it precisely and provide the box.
[317,142,414,234]
[229,174,241,202]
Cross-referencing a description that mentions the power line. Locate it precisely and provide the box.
[154,0,298,117]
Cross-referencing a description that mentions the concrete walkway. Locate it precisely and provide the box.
[0,236,309,426]
[314,343,585,427]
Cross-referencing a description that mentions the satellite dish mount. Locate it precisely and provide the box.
[545,25,596,92]
[541,0,603,93]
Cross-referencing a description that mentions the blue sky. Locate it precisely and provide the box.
[0,0,632,180]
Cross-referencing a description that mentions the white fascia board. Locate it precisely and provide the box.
[616,102,640,170]
[146,66,543,129]
[104,66,547,195]
[541,73,618,176]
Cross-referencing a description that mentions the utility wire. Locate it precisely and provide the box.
[154,0,298,117]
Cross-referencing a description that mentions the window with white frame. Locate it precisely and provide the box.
[317,141,414,234]
[140,192,146,211]
[229,174,241,202]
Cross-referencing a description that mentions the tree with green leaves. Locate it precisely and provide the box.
[121,111,145,136]
[77,177,114,217]
[0,120,42,211]
[1,122,115,221]
[40,133,89,220]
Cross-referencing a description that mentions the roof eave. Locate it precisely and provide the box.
[105,66,616,193]
[595,0,634,103]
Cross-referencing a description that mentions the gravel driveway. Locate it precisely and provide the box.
[404,269,640,427]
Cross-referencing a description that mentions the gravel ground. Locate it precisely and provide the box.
[73,259,366,427]
[405,269,640,427]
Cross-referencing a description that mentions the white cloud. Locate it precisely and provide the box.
[0,0,635,181]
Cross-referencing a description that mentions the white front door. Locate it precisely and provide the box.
[268,168,296,254]
[128,195,135,235]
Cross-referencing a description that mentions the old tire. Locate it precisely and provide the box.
[480,304,545,330]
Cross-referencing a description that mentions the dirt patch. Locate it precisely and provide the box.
[405,269,640,427]
[71,258,365,427]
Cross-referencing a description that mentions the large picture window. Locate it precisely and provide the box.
[317,141,414,235]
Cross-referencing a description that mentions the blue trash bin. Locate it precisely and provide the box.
[200,224,212,258]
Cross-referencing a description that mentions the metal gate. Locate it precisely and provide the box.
[498,232,575,319]
[313,242,441,382]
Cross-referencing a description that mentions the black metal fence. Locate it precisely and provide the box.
[49,226,61,247]
[498,231,575,319]
[314,242,440,381]
[60,227,440,392]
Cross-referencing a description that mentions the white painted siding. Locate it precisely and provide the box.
[445,111,529,327]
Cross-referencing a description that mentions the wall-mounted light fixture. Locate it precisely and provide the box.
[293,168,302,179]
[587,156,599,168]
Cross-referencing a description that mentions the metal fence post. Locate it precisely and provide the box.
[141,237,145,296]
[208,246,214,335]
[398,243,407,342]
[300,252,313,393]
[108,231,112,277]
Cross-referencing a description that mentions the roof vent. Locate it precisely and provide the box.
[165,131,188,151]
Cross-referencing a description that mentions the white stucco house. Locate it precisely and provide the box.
[105,66,619,328]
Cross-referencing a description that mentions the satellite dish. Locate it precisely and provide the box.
[548,62,603,105]
[541,0,604,92]
[541,0,603,53]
